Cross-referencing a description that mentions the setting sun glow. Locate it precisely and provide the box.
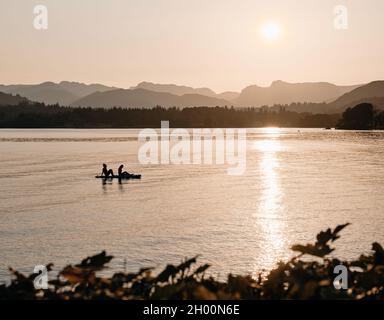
[260,21,281,41]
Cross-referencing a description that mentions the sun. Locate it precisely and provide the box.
[260,21,281,41]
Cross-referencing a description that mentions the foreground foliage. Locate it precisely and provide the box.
[1,223,384,300]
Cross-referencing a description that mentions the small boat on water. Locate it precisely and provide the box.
[95,174,141,180]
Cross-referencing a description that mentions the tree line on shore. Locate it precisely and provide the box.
[1,101,383,129]
[0,102,340,128]
[337,103,384,130]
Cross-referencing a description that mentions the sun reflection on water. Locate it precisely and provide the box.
[260,127,282,138]
[261,127,281,134]
[253,139,286,274]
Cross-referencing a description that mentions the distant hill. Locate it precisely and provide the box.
[58,81,116,97]
[132,81,217,97]
[328,81,384,112]
[132,81,240,101]
[217,91,240,101]
[268,81,384,114]
[2,80,379,112]
[0,82,78,105]
[0,81,116,105]
[71,88,230,108]
[234,81,362,107]
[0,91,27,106]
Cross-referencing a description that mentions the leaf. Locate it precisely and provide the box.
[292,224,350,258]
[193,264,210,275]
[176,256,199,273]
[291,244,333,258]
[76,251,113,270]
[333,223,351,236]
[372,242,384,265]
[60,265,95,284]
[8,267,27,282]
[316,228,333,246]
[156,264,179,283]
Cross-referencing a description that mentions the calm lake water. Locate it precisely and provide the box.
[1,128,384,282]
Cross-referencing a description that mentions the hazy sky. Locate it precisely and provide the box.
[1,0,384,92]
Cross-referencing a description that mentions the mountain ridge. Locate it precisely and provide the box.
[2,80,380,113]
[70,88,231,108]
[0,81,117,105]
[235,80,362,107]
[132,81,218,97]
[0,91,27,106]
[328,81,384,111]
